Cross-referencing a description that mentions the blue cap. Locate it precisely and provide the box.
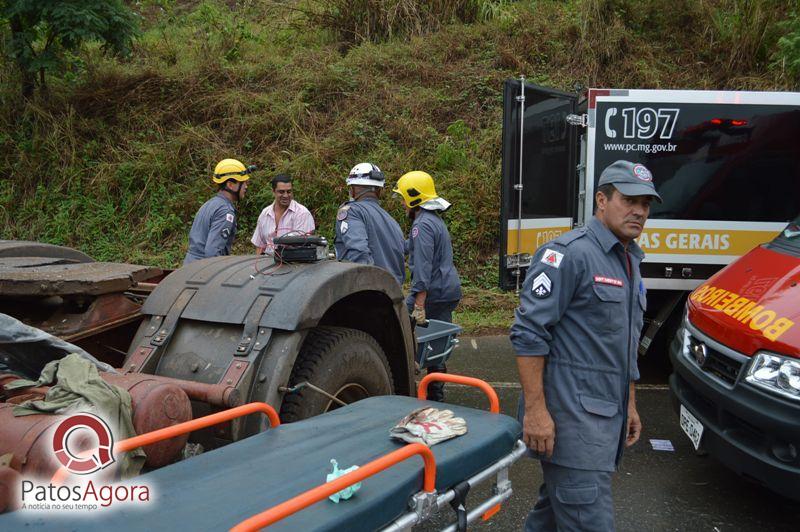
[598,160,662,202]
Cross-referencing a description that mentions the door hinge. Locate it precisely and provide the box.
[566,113,587,127]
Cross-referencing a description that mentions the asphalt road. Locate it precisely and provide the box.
[417,336,800,531]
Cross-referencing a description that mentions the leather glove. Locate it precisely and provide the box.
[411,305,426,323]
[390,407,467,446]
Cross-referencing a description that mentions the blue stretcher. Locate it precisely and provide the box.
[2,377,525,531]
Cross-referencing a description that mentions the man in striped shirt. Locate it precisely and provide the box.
[251,174,315,255]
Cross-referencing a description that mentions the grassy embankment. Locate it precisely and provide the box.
[0,0,797,333]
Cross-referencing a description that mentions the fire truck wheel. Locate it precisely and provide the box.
[279,326,394,422]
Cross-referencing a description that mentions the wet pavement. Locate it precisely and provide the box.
[418,336,800,531]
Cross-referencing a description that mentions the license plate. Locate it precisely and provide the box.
[680,404,704,451]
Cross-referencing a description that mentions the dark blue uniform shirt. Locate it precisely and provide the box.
[406,209,462,305]
[510,217,646,472]
[334,197,405,286]
[184,192,237,265]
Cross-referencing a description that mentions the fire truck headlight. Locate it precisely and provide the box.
[745,352,800,401]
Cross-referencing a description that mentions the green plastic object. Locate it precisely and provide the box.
[326,459,362,503]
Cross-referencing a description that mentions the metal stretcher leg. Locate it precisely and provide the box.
[382,440,527,531]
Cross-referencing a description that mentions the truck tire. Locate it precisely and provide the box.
[280,326,394,422]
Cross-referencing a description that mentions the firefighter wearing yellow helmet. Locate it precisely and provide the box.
[394,170,462,401]
[184,159,256,265]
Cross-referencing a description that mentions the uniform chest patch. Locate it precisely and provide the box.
[340,221,349,234]
[531,272,552,298]
[594,275,623,287]
[337,205,350,221]
[411,226,420,239]
[540,249,564,269]
[226,213,235,223]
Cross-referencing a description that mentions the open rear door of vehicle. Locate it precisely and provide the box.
[500,79,579,290]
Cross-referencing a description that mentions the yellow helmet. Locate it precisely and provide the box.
[212,159,256,184]
[393,171,439,208]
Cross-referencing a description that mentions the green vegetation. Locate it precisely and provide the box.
[776,10,800,77]
[455,286,518,335]
[1,0,799,315]
[299,0,515,44]
[0,0,138,97]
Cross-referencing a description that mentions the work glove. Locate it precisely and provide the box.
[390,407,467,446]
[411,305,426,324]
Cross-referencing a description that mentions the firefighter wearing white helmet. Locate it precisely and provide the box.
[184,158,256,265]
[333,162,405,286]
[394,170,462,401]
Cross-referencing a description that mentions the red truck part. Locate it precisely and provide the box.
[0,375,193,477]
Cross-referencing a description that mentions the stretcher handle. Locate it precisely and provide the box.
[231,443,436,532]
[418,373,500,414]
[51,402,280,484]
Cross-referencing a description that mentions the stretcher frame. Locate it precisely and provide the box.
[50,374,525,532]
[235,373,526,531]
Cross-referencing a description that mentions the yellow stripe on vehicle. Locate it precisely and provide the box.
[506,226,573,255]
[635,228,780,256]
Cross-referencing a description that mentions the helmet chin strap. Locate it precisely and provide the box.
[224,180,243,202]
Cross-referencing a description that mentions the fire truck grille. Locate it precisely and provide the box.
[701,345,744,385]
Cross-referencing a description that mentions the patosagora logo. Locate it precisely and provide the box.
[52,413,116,475]
[18,412,152,513]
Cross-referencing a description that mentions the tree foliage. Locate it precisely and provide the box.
[0,0,139,97]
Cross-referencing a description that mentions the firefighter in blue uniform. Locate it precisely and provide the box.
[184,159,255,265]
[334,162,406,287]
[394,170,462,402]
[511,160,661,531]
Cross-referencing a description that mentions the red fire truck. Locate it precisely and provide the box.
[669,217,800,498]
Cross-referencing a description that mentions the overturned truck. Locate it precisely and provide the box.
[123,254,416,437]
[0,241,418,500]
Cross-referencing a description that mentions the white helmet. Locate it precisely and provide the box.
[346,162,385,188]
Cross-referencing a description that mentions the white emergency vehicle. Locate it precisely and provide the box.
[500,78,800,355]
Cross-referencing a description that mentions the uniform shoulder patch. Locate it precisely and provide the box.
[552,227,587,247]
[337,204,350,221]
[540,248,564,269]
[411,226,420,239]
[225,212,235,223]
[340,220,349,234]
[531,272,552,298]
